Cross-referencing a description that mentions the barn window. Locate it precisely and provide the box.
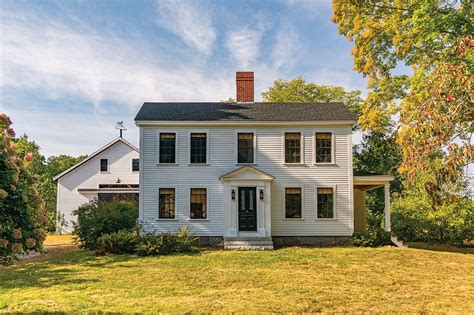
[100,159,108,172]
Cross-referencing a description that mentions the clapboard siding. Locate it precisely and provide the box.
[140,124,353,236]
[57,141,139,233]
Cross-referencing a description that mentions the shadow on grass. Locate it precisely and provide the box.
[407,242,474,254]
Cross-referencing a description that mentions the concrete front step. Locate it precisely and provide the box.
[224,237,274,250]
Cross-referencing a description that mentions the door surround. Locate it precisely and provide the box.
[220,165,274,237]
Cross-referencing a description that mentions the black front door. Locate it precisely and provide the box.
[238,187,257,231]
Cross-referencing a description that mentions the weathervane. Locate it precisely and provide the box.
[115,121,127,138]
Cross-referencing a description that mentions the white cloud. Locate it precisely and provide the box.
[226,25,265,69]
[272,19,301,70]
[155,0,216,55]
[0,8,231,111]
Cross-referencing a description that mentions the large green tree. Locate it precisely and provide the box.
[333,1,473,228]
[261,77,363,121]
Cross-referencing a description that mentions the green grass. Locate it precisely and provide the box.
[0,242,473,313]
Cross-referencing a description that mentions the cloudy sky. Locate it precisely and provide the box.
[0,0,367,157]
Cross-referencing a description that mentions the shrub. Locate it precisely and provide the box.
[176,226,198,252]
[73,200,138,250]
[95,229,139,256]
[0,114,47,264]
[352,228,392,247]
[392,189,473,244]
[135,233,179,256]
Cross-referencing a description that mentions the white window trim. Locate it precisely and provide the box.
[188,130,210,165]
[188,186,210,221]
[315,185,337,220]
[132,158,139,173]
[235,130,257,165]
[157,130,179,165]
[283,185,305,220]
[157,186,178,220]
[282,130,305,165]
[100,158,109,173]
[313,130,336,165]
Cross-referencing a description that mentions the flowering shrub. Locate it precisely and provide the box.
[0,113,47,264]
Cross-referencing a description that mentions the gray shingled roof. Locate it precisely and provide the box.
[134,102,355,121]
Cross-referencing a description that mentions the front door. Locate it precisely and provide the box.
[238,187,257,231]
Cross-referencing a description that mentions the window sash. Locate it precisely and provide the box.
[132,159,139,172]
[285,133,301,163]
[317,187,334,218]
[190,188,207,219]
[237,133,254,163]
[159,133,176,163]
[316,133,332,163]
[159,188,175,219]
[100,159,108,172]
[285,187,302,218]
[190,133,207,164]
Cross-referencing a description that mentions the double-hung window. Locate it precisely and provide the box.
[100,159,108,172]
[190,188,207,219]
[317,187,335,219]
[190,133,207,164]
[315,132,332,163]
[159,133,176,163]
[237,133,254,164]
[132,158,139,172]
[285,187,302,218]
[285,133,302,163]
[159,188,175,219]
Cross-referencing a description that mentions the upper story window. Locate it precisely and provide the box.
[132,158,139,172]
[190,188,207,219]
[315,132,332,163]
[100,159,108,172]
[159,133,176,164]
[285,187,302,219]
[190,133,207,164]
[285,133,302,163]
[317,187,335,219]
[159,188,175,219]
[237,133,254,164]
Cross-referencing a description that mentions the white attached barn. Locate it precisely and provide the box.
[54,137,139,233]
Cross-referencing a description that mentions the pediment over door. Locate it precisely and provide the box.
[219,165,274,182]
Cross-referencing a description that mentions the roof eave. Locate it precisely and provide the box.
[135,120,356,127]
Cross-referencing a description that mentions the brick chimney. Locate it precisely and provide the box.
[236,71,254,102]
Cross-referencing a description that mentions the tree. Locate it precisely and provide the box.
[333,1,473,226]
[261,77,363,121]
[0,114,47,263]
[13,135,87,231]
[353,132,403,227]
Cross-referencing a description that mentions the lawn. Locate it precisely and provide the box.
[0,236,473,313]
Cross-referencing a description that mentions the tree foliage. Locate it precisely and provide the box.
[0,114,47,263]
[261,76,363,121]
[333,0,473,235]
[13,136,87,232]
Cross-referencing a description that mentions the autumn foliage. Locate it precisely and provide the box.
[0,114,47,263]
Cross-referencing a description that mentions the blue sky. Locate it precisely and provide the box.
[0,0,368,157]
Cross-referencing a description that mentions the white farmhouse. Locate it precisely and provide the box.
[54,137,139,233]
[134,72,393,249]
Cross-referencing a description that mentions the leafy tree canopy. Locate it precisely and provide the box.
[333,0,473,206]
[261,76,363,121]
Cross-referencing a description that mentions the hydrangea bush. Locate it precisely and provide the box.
[0,114,47,264]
